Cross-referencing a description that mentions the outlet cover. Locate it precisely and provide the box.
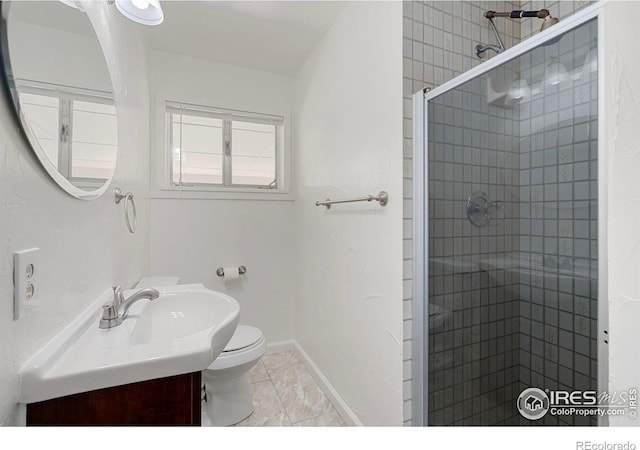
[14,248,39,320]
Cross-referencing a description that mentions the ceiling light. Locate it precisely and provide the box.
[115,0,164,26]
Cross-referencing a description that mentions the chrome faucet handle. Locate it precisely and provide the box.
[99,286,158,329]
[101,301,118,319]
[99,301,122,329]
[112,285,125,307]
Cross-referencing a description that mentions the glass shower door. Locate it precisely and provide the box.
[424,18,598,426]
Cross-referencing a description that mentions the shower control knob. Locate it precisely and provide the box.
[465,191,504,228]
[466,191,490,227]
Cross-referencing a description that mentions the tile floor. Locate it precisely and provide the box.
[201,351,346,427]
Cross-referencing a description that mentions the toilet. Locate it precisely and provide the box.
[202,325,266,426]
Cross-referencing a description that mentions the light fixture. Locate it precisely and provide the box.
[505,78,530,105]
[114,0,164,26]
[540,14,560,32]
[545,57,569,86]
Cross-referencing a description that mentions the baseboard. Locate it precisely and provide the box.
[292,341,363,427]
[265,339,297,355]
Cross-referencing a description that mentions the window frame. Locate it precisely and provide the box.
[164,101,287,195]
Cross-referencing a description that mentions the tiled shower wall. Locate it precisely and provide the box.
[516,18,598,426]
[403,0,596,425]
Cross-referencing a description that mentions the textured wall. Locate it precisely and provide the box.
[294,1,404,426]
[0,1,150,425]
[603,0,640,427]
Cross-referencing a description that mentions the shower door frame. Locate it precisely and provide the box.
[412,1,608,427]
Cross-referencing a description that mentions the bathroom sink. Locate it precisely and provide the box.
[128,288,237,344]
[19,284,240,404]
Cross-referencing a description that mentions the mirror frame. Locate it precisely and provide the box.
[0,0,117,200]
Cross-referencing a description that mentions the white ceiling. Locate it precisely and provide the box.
[141,1,346,76]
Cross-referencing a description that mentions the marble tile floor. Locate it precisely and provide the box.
[201,351,347,427]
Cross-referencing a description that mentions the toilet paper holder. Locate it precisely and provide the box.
[216,266,247,277]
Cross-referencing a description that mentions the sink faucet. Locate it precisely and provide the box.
[99,286,160,329]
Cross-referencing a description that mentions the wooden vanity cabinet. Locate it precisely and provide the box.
[26,372,201,426]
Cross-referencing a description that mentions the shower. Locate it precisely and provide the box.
[413,4,604,426]
[476,9,560,58]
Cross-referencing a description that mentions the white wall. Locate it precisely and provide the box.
[147,50,295,344]
[0,1,150,425]
[293,1,404,426]
[603,0,640,427]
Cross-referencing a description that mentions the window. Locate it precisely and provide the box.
[17,82,117,189]
[167,102,284,190]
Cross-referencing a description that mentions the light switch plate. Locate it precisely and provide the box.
[14,248,39,320]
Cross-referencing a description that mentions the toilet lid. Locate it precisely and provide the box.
[223,325,263,352]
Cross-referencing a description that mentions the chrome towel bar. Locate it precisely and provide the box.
[315,191,389,209]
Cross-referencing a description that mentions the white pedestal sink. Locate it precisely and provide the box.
[19,284,240,404]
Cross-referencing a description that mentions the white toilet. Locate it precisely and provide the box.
[202,325,266,426]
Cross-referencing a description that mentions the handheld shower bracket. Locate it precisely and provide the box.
[476,8,559,58]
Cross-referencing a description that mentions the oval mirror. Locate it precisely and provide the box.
[0,1,117,200]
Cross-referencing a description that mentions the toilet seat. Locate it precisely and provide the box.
[207,325,265,371]
[223,325,263,352]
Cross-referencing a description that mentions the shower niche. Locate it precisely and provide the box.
[414,12,601,426]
